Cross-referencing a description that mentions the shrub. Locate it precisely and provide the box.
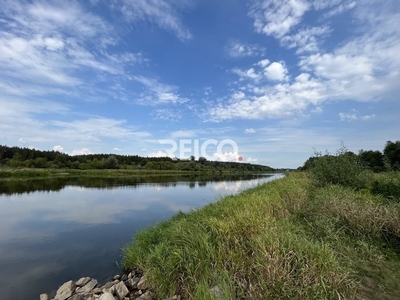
[371,172,400,202]
[308,144,366,189]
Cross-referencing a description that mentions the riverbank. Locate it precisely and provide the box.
[0,168,275,180]
[122,172,400,299]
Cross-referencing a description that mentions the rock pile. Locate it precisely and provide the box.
[39,271,180,300]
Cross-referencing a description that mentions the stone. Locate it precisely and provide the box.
[112,281,129,300]
[99,292,117,300]
[76,277,92,287]
[92,287,102,294]
[113,275,121,280]
[128,273,132,280]
[121,274,128,281]
[39,293,49,300]
[76,279,98,294]
[68,295,84,300]
[103,280,120,290]
[137,276,146,290]
[135,291,153,300]
[54,280,75,300]
[125,277,140,289]
[101,281,116,291]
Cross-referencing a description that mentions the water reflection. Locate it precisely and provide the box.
[0,173,270,195]
[0,173,282,300]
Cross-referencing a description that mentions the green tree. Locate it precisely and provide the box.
[198,157,207,164]
[33,157,48,168]
[103,155,119,169]
[383,140,400,170]
[71,161,80,169]
[8,153,23,167]
[358,150,384,172]
[91,158,104,169]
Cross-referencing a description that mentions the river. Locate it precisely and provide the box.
[0,173,283,300]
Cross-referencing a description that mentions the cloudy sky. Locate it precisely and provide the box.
[0,0,399,168]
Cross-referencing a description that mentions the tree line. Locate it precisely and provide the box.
[300,140,400,172]
[0,145,274,172]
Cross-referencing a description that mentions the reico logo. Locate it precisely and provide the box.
[158,139,239,161]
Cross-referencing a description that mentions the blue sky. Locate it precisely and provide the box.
[0,0,399,168]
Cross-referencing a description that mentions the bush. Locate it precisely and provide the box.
[308,144,366,189]
[371,172,400,202]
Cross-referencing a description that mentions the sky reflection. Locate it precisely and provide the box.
[0,173,282,300]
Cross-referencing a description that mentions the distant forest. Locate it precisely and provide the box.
[300,140,400,172]
[0,145,274,172]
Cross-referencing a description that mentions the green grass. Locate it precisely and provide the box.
[122,172,400,299]
[370,172,400,202]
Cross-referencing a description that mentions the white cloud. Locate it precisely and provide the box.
[232,68,262,82]
[361,114,376,120]
[245,128,256,134]
[51,118,147,140]
[108,52,148,66]
[113,147,122,151]
[246,157,258,162]
[301,53,373,81]
[133,76,188,105]
[311,107,323,114]
[339,112,357,121]
[0,94,152,151]
[324,1,356,18]
[148,150,171,158]
[207,0,400,122]
[116,0,192,41]
[204,87,212,95]
[281,26,331,53]
[3,0,111,39]
[207,72,324,121]
[152,108,182,121]
[311,0,342,11]
[264,62,288,81]
[170,130,199,139]
[212,151,240,162]
[249,0,310,38]
[0,0,149,113]
[53,145,64,152]
[257,59,270,68]
[232,60,288,83]
[71,148,94,156]
[225,40,266,58]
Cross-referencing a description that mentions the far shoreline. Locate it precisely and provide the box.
[0,167,282,180]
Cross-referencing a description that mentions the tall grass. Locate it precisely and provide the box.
[371,172,400,202]
[122,168,400,299]
[123,175,359,299]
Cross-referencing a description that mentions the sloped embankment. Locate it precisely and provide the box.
[123,172,400,300]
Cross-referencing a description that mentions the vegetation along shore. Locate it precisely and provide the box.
[122,144,400,299]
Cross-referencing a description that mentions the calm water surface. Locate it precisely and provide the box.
[0,173,283,300]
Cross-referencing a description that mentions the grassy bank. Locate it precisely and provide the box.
[122,172,400,299]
